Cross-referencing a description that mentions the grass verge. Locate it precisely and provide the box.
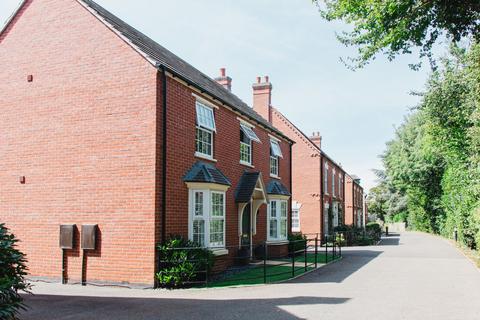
[209,253,340,288]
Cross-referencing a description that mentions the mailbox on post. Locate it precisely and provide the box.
[59,224,76,284]
[59,224,75,249]
[81,224,97,250]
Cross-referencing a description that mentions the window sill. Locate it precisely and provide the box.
[239,161,254,168]
[195,152,217,162]
[266,240,289,245]
[211,248,229,256]
[270,174,281,180]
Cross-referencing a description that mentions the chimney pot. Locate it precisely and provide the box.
[214,67,232,91]
[257,76,261,83]
[265,76,269,83]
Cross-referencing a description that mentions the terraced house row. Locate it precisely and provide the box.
[0,0,365,287]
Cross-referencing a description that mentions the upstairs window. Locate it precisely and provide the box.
[270,139,282,177]
[332,169,336,197]
[195,101,216,158]
[323,164,329,195]
[239,122,260,165]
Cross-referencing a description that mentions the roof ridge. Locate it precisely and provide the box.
[76,0,292,143]
[271,107,320,153]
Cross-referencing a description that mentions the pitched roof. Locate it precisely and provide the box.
[235,172,261,203]
[266,180,291,197]
[77,0,292,143]
[183,162,231,186]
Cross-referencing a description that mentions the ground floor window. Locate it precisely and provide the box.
[292,208,300,232]
[190,189,225,248]
[268,200,288,241]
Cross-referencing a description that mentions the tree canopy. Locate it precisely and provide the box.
[314,0,480,69]
[369,44,480,250]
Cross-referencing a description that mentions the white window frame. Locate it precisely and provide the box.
[268,199,288,241]
[195,101,216,131]
[332,169,336,197]
[188,189,226,248]
[240,129,252,165]
[270,155,279,177]
[270,139,283,158]
[195,126,214,158]
[323,163,329,195]
[292,208,300,232]
[240,122,261,143]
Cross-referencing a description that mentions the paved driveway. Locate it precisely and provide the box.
[21,232,480,320]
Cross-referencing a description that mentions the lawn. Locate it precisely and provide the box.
[209,253,340,287]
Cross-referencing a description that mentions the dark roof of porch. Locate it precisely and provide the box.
[235,172,261,203]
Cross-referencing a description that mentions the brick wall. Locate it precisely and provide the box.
[161,76,292,259]
[270,108,321,238]
[0,0,158,286]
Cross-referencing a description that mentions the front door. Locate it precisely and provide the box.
[241,204,251,247]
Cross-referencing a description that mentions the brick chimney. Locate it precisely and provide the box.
[310,132,322,149]
[252,76,272,122]
[215,67,232,91]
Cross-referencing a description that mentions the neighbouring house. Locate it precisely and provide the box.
[344,174,365,228]
[0,0,293,287]
[251,76,346,240]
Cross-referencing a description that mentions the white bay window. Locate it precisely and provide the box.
[189,189,226,248]
[268,199,288,241]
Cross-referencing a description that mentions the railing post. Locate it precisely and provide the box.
[325,235,328,263]
[292,242,295,278]
[304,239,308,272]
[205,257,209,288]
[314,237,318,269]
[263,242,267,284]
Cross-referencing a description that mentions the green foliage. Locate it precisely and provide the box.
[0,224,31,320]
[156,236,214,288]
[288,233,307,253]
[375,43,480,250]
[314,0,480,69]
[365,222,382,241]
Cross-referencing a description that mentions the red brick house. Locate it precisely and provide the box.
[344,174,365,227]
[0,0,293,287]
[251,76,346,240]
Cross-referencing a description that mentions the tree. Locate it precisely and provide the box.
[0,224,31,320]
[314,0,480,69]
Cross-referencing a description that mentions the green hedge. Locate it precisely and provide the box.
[156,236,214,288]
[0,223,31,320]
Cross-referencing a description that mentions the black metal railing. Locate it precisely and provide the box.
[156,235,342,288]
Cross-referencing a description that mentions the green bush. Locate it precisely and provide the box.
[366,222,382,241]
[0,224,31,320]
[156,236,214,288]
[288,233,307,254]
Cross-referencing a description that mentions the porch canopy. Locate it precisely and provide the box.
[235,171,268,236]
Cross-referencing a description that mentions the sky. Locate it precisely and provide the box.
[0,0,441,191]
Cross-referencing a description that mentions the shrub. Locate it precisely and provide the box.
[288,233,307,255]
[0,223,31,320]
[366,222,382,240]
[156,236,214,288]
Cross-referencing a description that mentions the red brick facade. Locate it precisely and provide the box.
[0,0,292,286]
[344,174,364,227]
[253,77,347,240]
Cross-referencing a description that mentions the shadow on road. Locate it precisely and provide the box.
[379,234,401,246]
[21,294,350,320]
[290,248,383,284]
